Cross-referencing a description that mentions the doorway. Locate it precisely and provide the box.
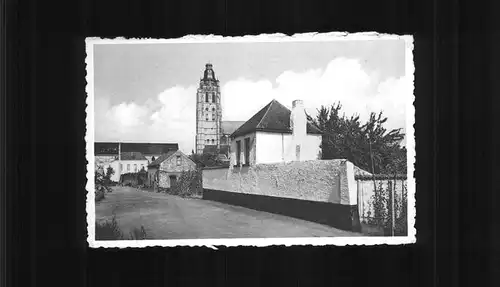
[169,175,177,187]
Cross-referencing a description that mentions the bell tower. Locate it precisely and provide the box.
[195,63,222,154]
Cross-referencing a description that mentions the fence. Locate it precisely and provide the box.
[356,174,408,236]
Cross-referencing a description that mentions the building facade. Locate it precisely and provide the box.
[94,142,178,182]
[147,150,197,189]
[229,99,323,166]
[195,63,222,154]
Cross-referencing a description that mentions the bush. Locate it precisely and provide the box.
[129,226,147,240]
[169,169,203,197]
[95,216,123,240]
[367,178,408,236]
[95,188,105,202]
[95,215,148,240]
[95,171,111,202]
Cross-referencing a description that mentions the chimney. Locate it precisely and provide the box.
[291,100,307,161]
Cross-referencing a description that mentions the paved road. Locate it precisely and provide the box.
[95,186,359,240]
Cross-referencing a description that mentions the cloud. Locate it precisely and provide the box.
[94,86,197,154]
[222,57,410,134]
[95,57,411,153]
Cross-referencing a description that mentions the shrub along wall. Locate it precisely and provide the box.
[169,169,203,197]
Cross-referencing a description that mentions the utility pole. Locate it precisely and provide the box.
[368,135,377,193]
[392,173,397,236]
[118,142,121,183]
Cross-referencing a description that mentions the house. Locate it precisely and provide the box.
[147,150,197,189]
[229,99,323,166]
[94,152,148,182]
[119,152,149,173]
[220,121,245,146]
[94,142,179,182]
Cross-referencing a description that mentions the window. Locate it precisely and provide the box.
[211,139,214,144]
[212,93,216,102]
[244,137,250,165]
[212,107,215,111]
[205,93,209,102]
[176,155,181,166]
[120,164,123,171]
[206,139,209,143]
[205,107,208,111]
[236,140,241,165]
[134,164,137,172]
[127,164,130,171]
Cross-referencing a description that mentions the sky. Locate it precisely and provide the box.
[92,38,411,154]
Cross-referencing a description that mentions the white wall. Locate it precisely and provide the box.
[120,160,148,174]
[255,131,321,164]
[202,159,358,205]
[229,132,256,166]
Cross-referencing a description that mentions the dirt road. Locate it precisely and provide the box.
[95,186,359,239]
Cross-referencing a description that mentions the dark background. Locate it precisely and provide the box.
[2,0,497,286]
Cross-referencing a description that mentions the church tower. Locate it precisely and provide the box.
[195,63,222,154]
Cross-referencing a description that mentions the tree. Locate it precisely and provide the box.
[308,103,406,174]
[105,166,115,180]
[189,152,224,168]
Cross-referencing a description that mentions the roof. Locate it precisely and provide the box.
[221,121,245,135]
[94,142,178,155]
[230,99,323,138]
[120,152,147,161]
[148,150,177,167]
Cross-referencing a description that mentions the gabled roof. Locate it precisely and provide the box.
[221,121,245,135]
[230,99,323,138]
[120,152,147,161]
[94,142,178,156]
[148,150,177,167]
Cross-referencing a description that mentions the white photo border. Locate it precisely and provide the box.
[85,32,416,249]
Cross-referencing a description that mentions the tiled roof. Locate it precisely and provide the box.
[221,121,245,135]
[230,99,323,138]
[94,142,178,155]
[148,150,176,167]
[120,152,147,161]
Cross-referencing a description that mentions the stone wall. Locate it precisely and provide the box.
[203,159,357,205]
[158,171,170,189]
[159,151,197,173]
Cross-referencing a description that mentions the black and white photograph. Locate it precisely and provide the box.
[85,33,415,248]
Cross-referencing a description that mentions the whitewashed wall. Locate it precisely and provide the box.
[203,159,358,205]
[121,160,148,174]
[255,131,322,164]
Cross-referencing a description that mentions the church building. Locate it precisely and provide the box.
[195,63,244,156]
